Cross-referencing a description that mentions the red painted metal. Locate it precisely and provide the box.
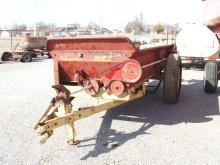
[47,36,174,95]
[120,59,142,83]
[109,80,125,96]
[208,26,220,34]
[83,79,100,96]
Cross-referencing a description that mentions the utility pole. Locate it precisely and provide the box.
[33,0,37,36]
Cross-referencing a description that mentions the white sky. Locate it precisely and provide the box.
[0,0,204,30]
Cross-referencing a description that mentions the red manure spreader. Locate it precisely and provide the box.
[34,36,182,145]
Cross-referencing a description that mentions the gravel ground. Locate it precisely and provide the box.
[0,59,220,165]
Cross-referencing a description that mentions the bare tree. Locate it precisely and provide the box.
[10,23,28,36]
[36,22,50,31]
[18,24,27,31]
[125,18,145,34]
[48,23,57,31]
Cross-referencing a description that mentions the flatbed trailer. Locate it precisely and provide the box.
[1,36,50,63]
[176,23,220,94]
[34,36,182,145]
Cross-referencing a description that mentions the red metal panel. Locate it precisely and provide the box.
[132,44,173,85]
[47,36,136,52]
[47,36,174,95]
[47,36,136,85]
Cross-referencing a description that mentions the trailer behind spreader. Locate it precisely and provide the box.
[176,23,220,94]
[1,36,50,62]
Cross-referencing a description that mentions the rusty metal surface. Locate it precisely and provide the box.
[20,36,47,51]
[208,26,220,34]
[47,36,174,96]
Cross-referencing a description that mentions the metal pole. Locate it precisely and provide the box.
[171,26,173,44]
[10,31,13,51]
[33,0,37,36]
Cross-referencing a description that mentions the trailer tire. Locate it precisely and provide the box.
[31,53,37,58]
[47,53,52,59]
[203,62,218,93]
[1,52,12,61]
[20,53,32,62]
[163,54,182,103]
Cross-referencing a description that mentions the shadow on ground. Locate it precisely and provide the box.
[32,56,51,62]
[79,79,220,160]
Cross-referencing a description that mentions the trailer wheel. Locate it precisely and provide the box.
[31,53,37,58]
[1,52,12,61]
[47,53,52,59]
[20,53,32,62]
[163,54,182,103]
[203,62,218,93]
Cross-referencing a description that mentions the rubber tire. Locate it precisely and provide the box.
[20,53,32,62]
[47,53,52,59]
[203,62,218,93]
[1,52,12,61]
[31,53,37,58]
[163,54,182,103]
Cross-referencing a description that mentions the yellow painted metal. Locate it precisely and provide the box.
[65,104,76,143]
[54,104,76,142]
[37,103,77,144]
[34,105,58,130]
[38,88,145,134]
[40,106,58,124]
